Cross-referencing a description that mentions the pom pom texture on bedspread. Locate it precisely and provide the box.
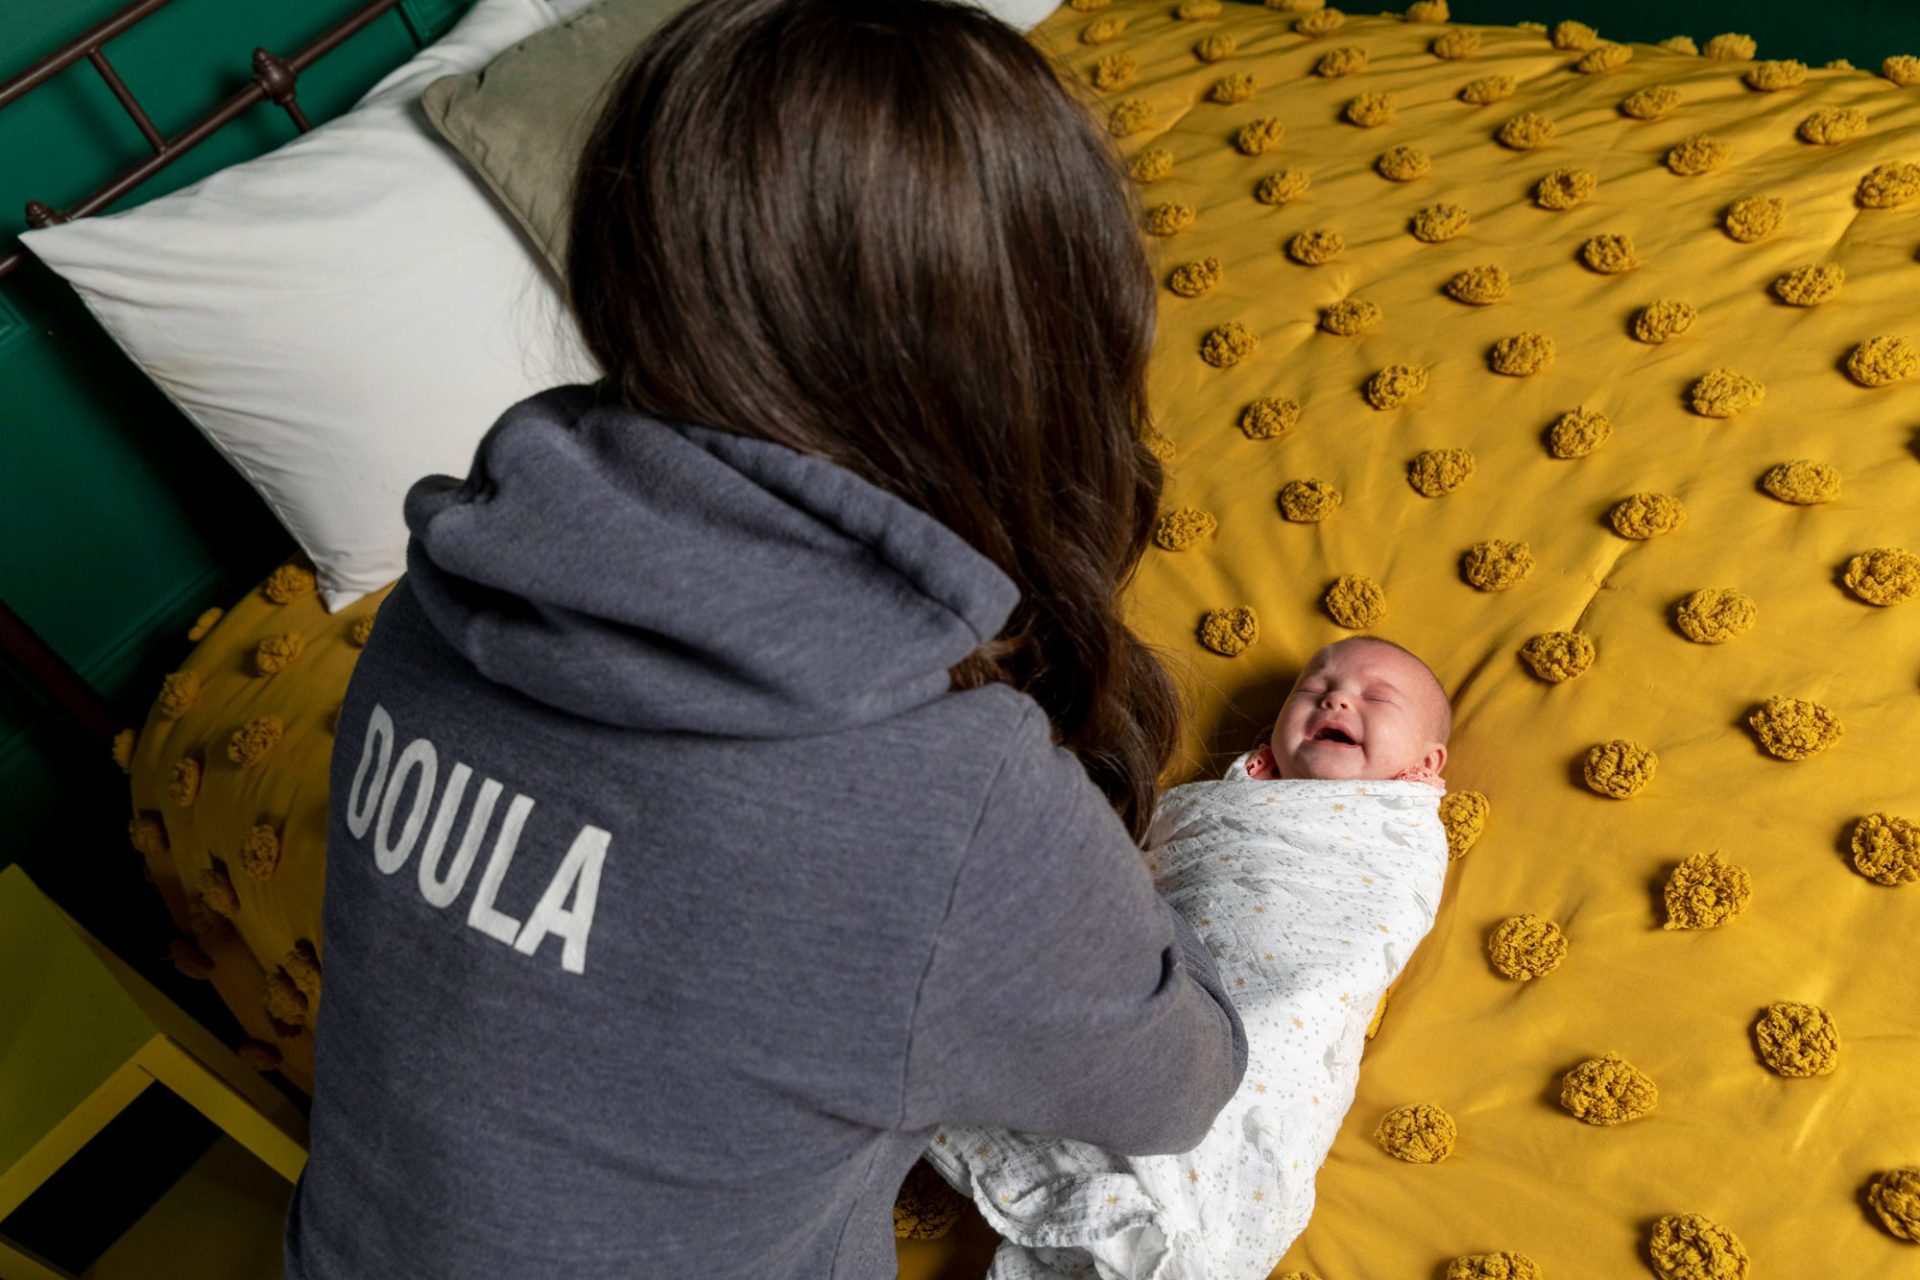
[1021,3,1917,1276]
[123,2,1920,1274]
[124,565,391,1093]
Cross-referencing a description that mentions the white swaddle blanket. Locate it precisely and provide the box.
[921,748,1450,1280]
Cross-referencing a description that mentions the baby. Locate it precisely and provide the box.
[924,636,1454,1280]
[1244,634,1449,787]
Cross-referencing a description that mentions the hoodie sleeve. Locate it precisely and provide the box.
[898,701,1250,1156]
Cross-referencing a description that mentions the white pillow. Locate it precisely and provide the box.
[21,0,600,611]
[968,0,1059,30]
[549,0,1059,29]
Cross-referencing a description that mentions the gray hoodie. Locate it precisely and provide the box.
[283,382,1248,1279]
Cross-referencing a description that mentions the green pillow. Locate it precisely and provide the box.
[421,0,695,275]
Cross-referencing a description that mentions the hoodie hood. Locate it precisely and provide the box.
[402,383,1022,738]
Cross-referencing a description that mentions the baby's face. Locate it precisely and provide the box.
[1268,643,1447,781]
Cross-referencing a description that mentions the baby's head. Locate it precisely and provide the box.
[1267,636,1451,782]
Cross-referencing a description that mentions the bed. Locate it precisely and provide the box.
[11,0,1920,1274]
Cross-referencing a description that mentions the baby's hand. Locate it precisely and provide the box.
[1244,744,1278,779]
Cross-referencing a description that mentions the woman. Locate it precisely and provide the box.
[284,0,1247,1275]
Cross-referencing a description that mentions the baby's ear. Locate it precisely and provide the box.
[1245,744,1282,779]
[1422,742,1448,775]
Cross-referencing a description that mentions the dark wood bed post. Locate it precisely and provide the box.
[0,602,119,746]
[0,0,420,744]
[0,0,410,279]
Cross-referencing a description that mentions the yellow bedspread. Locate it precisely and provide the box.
[122,2,1920,1271]
[124,567,390,1095]
[1018,2,1920,1275]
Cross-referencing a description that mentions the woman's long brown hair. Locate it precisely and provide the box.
[563,0,1181,844]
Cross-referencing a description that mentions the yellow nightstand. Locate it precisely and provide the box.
[0,865,308,1280]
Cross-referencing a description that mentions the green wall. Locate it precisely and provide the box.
[0,0,482,953]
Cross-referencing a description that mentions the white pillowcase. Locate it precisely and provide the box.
[968,0,1059,30]
[22,0,1059,610]
[21,0,600,611]
[547,0,1059,27]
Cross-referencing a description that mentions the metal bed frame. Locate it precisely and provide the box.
[0,0,432,747]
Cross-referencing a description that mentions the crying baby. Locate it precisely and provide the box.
[925,636,1456,1280]
[1244,635,1450,789]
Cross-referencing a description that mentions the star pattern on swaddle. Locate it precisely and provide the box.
[922,758,1450,1276]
